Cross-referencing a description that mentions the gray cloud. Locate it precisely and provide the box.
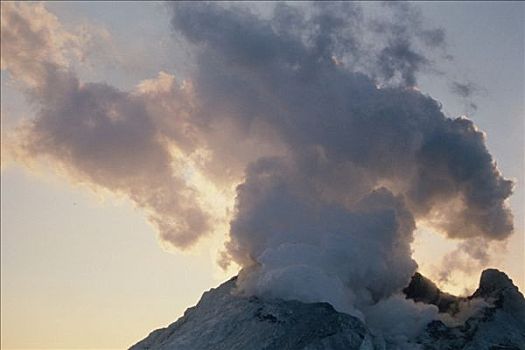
[229,158,417,311]
[3,2,515,345]
[169,2,514,342]
[16,65,210,248]
[169,2,513,243]
[451,81,478,99]
[2,3,213,248]
[3,1,513,255]
[2,3,516,337]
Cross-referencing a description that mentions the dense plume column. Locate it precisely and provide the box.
[168,0,513,263]
[2,1,514,290]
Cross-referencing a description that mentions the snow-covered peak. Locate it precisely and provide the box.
[473,269,520,299]
[130,270,525,350]
[130,277,375,350]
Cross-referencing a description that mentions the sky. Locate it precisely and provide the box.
[1,2,524,349]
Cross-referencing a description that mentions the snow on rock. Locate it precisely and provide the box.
[416,269,525,350]
[129,277,374,350]
[130,270,525,350]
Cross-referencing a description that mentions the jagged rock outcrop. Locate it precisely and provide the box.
[403,272,461,313]
[416,269,525,350]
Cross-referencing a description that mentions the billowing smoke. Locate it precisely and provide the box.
[229,159,417,313]
[167,1,514,345]
[2,2,515,346]
[169,2,513,243]
[1,2,211,248]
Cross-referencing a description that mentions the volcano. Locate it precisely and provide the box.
[130,269,525,350]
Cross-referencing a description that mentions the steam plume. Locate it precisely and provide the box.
[1,3,211,247]
[168,2,514,344]
[2,2,515,345]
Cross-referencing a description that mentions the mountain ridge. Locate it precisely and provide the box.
[130,269,525,350]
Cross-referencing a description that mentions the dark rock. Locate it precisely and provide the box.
[403,272,461,313]
[417,269,525,350]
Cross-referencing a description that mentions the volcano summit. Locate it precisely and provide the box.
[131,269,525,350]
